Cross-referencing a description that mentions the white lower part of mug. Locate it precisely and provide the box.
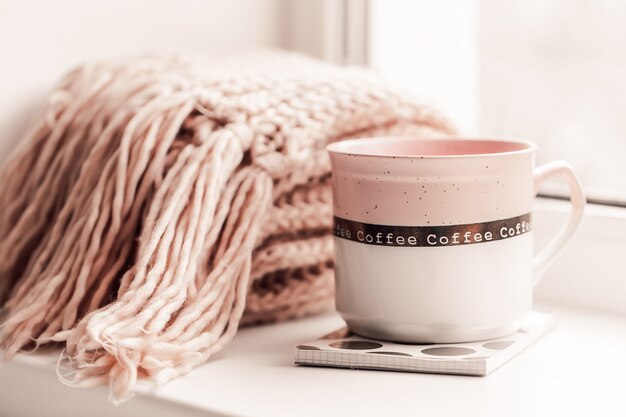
[333,233,533,343]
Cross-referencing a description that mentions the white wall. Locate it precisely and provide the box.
[282,0,326,59]
[0,0,287,160]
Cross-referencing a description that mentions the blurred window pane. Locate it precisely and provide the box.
[369,0,626,203]
[481,0,626,202]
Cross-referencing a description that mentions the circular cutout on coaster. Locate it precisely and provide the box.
[483,341,514,350]
[369,351,412,357]
[329,341,383,350]
[421,347,475,356]
[297,345,320,350]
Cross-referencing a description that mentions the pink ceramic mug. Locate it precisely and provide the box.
[327,137,585,343]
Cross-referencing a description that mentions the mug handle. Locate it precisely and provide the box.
[532,161,586,286]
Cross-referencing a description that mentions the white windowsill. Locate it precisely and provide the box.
[2,198,624,417]
[2,303,625,417]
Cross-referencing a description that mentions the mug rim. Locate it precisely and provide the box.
[326,136,537,159]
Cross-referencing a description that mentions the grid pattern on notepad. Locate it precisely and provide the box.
[295,350,486,375]
[294,311,556,376]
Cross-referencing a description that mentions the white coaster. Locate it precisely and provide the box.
[295,311,555,376]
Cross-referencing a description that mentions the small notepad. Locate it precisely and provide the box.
[295,311,554,376]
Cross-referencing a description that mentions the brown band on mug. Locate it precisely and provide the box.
[333,213,532,247]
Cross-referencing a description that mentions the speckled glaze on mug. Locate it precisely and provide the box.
[327,137,585,343]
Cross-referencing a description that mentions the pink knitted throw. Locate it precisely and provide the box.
[0,52,452,401]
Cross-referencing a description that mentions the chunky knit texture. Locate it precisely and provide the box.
[0,52,453,401]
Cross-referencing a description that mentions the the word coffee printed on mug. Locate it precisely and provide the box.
[333,213,532,248]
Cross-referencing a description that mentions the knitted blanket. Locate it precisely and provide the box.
[0,52,453,401]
